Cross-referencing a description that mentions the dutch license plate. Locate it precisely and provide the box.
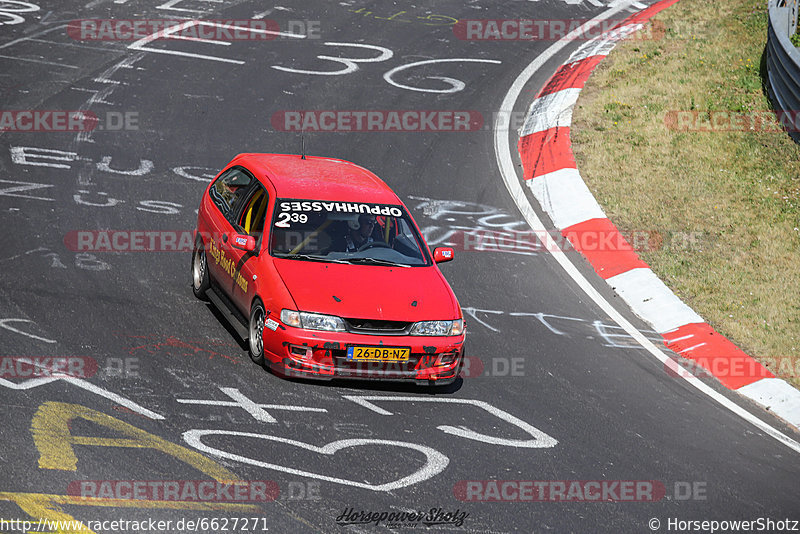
[346,346,410,362]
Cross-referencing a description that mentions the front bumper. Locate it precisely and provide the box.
[262,327,465,385]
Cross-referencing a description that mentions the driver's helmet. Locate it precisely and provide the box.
[348,214,377,230]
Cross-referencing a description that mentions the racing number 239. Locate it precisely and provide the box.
[275,212,308,228]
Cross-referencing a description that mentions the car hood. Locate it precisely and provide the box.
[273,258,458,321]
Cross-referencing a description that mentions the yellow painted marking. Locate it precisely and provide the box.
[0,492,260,534]
[30,402,238,482]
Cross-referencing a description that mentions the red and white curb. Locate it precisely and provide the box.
[516,0,800,428]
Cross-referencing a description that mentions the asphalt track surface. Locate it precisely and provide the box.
[1,1,799,533]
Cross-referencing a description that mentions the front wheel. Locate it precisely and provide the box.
[191,237,210,300]
[249,299,266,366]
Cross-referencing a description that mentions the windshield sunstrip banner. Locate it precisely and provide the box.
[277,200,404,217]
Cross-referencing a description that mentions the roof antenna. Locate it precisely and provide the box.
[301,134,306,160]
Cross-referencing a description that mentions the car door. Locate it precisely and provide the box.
[226,181,270,314]
[204,166,254,298]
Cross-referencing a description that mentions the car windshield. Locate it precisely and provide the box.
[270,199,430,266]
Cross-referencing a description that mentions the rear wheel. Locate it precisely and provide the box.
[191,237,210,300]
[249,299,266,366]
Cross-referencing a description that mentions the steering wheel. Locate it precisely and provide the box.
[357,241,391,252]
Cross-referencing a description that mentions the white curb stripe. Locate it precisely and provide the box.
[520,88,582,136]
[528,168,606,229]
[737,378,800,428]
[565,23,644,65]
[606,268,705,333]
[609,0,649,10]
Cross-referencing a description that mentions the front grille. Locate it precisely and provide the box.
[331,351,426,378]
[344,318,412,335]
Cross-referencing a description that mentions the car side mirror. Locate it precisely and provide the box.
[433,247,455,263]
[232,234,256,252]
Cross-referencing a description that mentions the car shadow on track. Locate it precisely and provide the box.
[270,374,465,396]
[204,302,249,351]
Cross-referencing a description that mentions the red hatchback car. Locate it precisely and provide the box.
[192,153,465,385]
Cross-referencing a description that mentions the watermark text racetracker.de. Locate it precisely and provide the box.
[0,356,142,379]
[453,19,716,41]
[460,356,524,378]
[664,110,800,132]
[664,356,800,380]
[454,19,663,41]
[272,110,555,133]
[445,228,707,254]
[272,110,483,132]
[0,111,138,132]
[66,19,322,40]
[0,356,96,378]
[454,480,708,502]
[69,480,278,502]
[68,479,321,502]
[65,230,196,252]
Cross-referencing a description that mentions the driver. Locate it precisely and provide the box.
[332,214,378,252]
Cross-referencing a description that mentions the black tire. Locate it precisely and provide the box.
[191,237,210,300]
[248,299,266,366]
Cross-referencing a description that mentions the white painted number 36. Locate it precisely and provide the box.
[272,42,502,94]
[0,1,39,26]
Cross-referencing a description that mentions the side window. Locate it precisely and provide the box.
[238,186,270,239]
[209,168,252,222]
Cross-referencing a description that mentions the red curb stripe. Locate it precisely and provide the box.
[561,218,649,279]
[662,323,775,389]
[626,0,683,25]
[538,55,606,98]
[518,127,576,180]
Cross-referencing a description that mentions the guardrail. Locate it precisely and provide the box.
[767,0,800,142]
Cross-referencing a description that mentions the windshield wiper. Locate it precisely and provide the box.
[345,257,411,268]
[277,254,348,264]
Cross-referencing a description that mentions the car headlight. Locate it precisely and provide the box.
[280,309,301,327]
[280,309,346,332]
[410,319,464,336]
